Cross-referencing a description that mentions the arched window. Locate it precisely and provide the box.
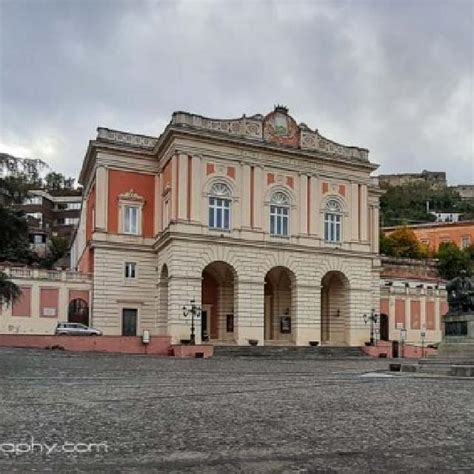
[209,182,231,230]
[324,199,342,242]
[270,192,290,236]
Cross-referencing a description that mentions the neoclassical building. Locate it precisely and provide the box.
[71,106,382,346]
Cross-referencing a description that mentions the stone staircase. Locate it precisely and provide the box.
[213,345,368,359]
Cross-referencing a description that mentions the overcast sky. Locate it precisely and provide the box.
[1,0,472,184]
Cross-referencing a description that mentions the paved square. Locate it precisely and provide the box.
[0,348,473,472]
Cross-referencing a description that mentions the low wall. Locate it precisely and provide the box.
[171,344,214,358]
[362,341,437,359]
[0,335,172,355]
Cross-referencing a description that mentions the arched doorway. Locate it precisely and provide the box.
[68,298,89,326]
[380,314,389,341]
[320,271,350,345]
[264,267,295,342]
[201,261,236,342]
[158,265,169,330]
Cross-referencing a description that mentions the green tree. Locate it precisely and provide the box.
[436,242,472,280]
[0,271,21,306]
[0,205,38,264]
[48,236,70,263]
[44,172,75,191]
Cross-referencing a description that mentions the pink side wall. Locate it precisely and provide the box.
[40,288,59,318]
[395,299,405,327]
[12,287,31,317]
[410,300,421,329]
[426,301,435,330]
[0,335,171,355]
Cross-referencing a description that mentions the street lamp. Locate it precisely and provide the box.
[363,309,379,346]
[182,299,201,345]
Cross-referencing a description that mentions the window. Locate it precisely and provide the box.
[209,183,231,230]
[125,262,137,279]
[33,234,44,244]
[66,202,81,210]
[324,199,342,242]
[270,192,289,236]
[65,217,79,225]
[124,205,139,234]
[24,196,42,205]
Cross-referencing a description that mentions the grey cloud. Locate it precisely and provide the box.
[0,0,472,183]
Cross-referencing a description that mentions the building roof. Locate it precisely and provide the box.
[383,220,474,231]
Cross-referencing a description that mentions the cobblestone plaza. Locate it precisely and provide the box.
[1,348,473,472]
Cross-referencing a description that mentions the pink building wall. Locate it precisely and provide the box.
[40,288,59,318]
[12,287,31,317]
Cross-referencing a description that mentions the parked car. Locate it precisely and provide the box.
[55,322,102,336]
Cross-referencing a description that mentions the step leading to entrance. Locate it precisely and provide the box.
[213,345,368,359]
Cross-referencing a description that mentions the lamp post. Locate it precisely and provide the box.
[363,309,379,346]
[182,299,201,345]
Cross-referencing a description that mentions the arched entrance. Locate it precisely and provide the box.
[201,261,236,342]
[264,267,295,343]
[320,271,350,345]
[68,298,89,326]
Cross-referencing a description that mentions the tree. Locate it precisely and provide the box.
[382,227,423,259]
[0,271,21,307]
[436,242,472,280]
[44,172,75,191]
[0,205,38,264]
[48,236,70,263]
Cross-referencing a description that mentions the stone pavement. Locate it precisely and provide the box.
[0,348,473,472]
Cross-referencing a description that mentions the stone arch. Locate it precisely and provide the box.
[201,260,238,342]
[320,270,350,345]
[316,259,355,288]
[264,184,296,207]
[203,175,238,199]
[68,298,89,326]
[264,266,296,342]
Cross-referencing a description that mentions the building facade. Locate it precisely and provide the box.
[379,257,447,346]
[384,220,474,251]
[16,189,82,258]
[71,106,382,346]
[0,265,91,335]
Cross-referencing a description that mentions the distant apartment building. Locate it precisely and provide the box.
[378,170,447,188]
[15,189,82,257]
[384,220,474,251]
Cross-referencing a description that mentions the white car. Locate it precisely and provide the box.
[55,322,102,336]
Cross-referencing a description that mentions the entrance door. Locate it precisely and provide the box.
[380,314,389,341]
[122,309,137,336]
[201,310,209,341]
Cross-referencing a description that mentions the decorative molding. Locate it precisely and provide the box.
[97,128,157,149]
[118,189,145,203]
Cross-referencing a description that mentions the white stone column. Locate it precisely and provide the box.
[310,176,319,236]
[351,183,359,241]
[154,174,161,235]
[241,163,251,228]
[177,153,188,221]
[191,155,202,222]
[253,166,264,229]
[95,166,108,232]
[360,184,368,242]
[171,155,178,221]
[167,275,202,344]
[293,283,321,345]
[373,205,379,253]
[299,174,307,235]
[58,286,68,321]
[235,279,264,345]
